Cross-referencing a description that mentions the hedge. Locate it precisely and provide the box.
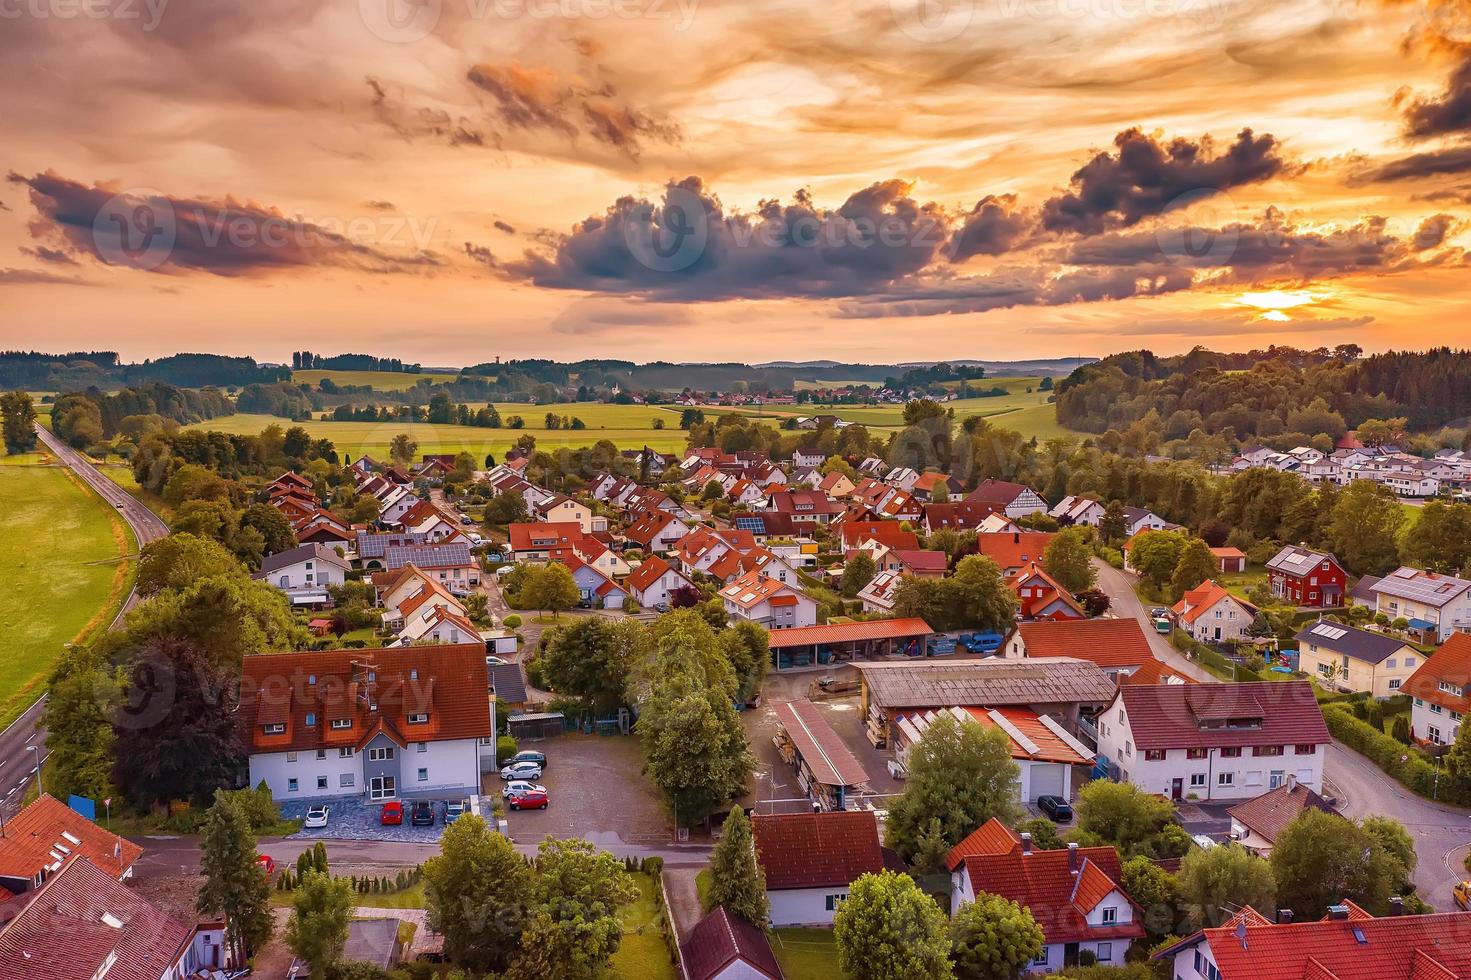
[1323,702,1471,805]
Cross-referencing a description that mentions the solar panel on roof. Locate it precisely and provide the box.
[1311,624,1348,640]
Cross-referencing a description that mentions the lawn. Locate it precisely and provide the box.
[771,927,840,979]
[291,368,459,390]
[611,873,679,980]
[0,458,134,726]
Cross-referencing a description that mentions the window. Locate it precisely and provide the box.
[1387,658,1397,669]
[305,713,316,727]
[1186,748,1208,760]
[1124,740,1133,757]
[1219,747,1242,758]
[417,742,428,753]
[1406,657,1417,667]
[407,713,429,725]
[287,778,299,792]
[417,768,428,782]
[315,749,326,760]
[1190,773,1206,787]
[1253,745,1284,757]
[1096,942,1113,963]
[1101,907,1117,924]
[1218,772,1234,786]
[1430,726,1444,744]
[340,773,355,788]
[1033,950,1049,966]
[1389,679,1402,690]
[824,894,848,912]
[308,674,316,685]
[331,719,352,730]
[286,752,297,763]
[339,747,353,758]
[1294,744,1316,755]
[264,723,285,735]
[1415,697,1425,706]
[317,776,328,790]
[1432,703,1445,714]
[1144,749,1166,761]
[368,747,395,762]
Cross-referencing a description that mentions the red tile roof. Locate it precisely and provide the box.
[0,795,141,881]
[681,907,784,980]
[1404,632,1471,713]
[957,846,1141,946]
[966,479,1036,505]
[1226,781,1337,845]
[627,555,689,594]
[753,811,885,890]
[720,569,803,609]
[766,617,934,650]
[238,644,492,755]
[625,509,679,547]
[944,817,1022,871]
[1016,618,1153,668]
[893,549,949,575]
[839,521,919,551]
[1116,681,1329,751]
[1173,580,1254,625]
[924,501,1003,531]
[773,699,869,788]
[975,531,1055,571]
[508,521,584,553]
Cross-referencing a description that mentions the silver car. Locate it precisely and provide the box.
[502,780,548,799]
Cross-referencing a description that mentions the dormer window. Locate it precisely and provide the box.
[410,669,419,680]
[407,712,429,724]
[331,718,352,730]
[264,723,285,735]
[307,674,317,685]
[305,713,316,727]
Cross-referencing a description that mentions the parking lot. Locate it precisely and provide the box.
[499,732,671,847]
[281,794,469,843]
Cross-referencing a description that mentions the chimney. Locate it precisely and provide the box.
[1286,773,1297,793]
[1020,832,1032,855]
[1327,905,1350,921]
[1276,909,1294,924]
[1013,532,1020,543]
[1389,896,1404,916]
[1067,841,1079,873]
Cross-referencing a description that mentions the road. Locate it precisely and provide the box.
[1093,556,1471,904]
[0,426,171,814]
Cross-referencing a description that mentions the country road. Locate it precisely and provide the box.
[1093,555,1471,904]
[0,425,171,814]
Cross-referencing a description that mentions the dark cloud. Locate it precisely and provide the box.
[0,267,88,286]
[494,220,516,234]
[1040,128,1295,235]
[1416,213,1458,248]
[465,242,497,268]
[364,200,396,212]
[368,77,488,149]
[504,176,951,300]
[20,244,78,265]
[1363,142,1471,181]
[1401,57,1471,138]
[10,171,445,277]
[947,194,1037,260]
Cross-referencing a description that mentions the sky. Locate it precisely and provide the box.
[2,0,1470,365]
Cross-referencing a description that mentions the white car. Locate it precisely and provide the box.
[303,805,330,829]
[502,780,548,799]
[499,761,544,781]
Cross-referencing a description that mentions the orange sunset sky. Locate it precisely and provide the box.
[2,0,1470,363]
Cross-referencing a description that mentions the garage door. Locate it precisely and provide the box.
[1029,763,1065,800]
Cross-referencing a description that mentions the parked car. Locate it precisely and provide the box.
[410,800,435,826]
[444,800,468,823]
[1152,616,1172,635]
[256,854,276,876]
[1037,795,1073,822]
[500,760,544,781]
[1455,881,1471,912]
[508,789,549,811]
[502,780,548,799]
[486,656,507,665]
[510,750,547,771]
[380,801,404,826]
[303,805,330,829]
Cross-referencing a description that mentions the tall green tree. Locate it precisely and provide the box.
[286,871,354,977]
[841,551,879,597]
[197,790,273,965]
[423,814,535,973]
[520,562,580,619]
[1098,500,1128,545]
[508,838,639,980]
[885,713,1020,861]
[1129,530,1188,589]
[720,620,770,701]
[1329,480,1406,576]
[1400,500,1471,575]
[539,617,642,716]
[1270,809,1404,918]
[135,533,241,598]
[1169,538,1217,600]
[389,433,418,464]
[1177,844,1276,928]
[1043,526,1097,593]
[834,871,954,980]
[1073,781,1176,857]
[41,644,119,801]
[1121,854,1183,941]
[238,503,298,557]
[0,391,38,454]
[948,892,1045,980]
[705,807,768,925]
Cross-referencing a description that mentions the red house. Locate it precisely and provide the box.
[1266,545,1346,607]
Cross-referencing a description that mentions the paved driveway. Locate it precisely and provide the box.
[499,732,671,847]
[281,795,464,843]
[1091,559,1214,683]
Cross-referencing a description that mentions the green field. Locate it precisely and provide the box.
[0,457,134,725]
[771,928,839,979]
[291,369,458,391]
[612,874,679,980]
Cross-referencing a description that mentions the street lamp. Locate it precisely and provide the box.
[26,745,41,797]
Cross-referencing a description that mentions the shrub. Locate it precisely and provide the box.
[524,656,546,689]
[1323,703,1471,804]
[496,734,519,761]
[502,613,522,629]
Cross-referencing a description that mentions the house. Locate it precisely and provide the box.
[706,545,798,585]
[975,531,1055,576]
[792,449,826,469]
[0,857,235,979]
[894,705,1094,803]
[817,470,856,498]
[1004,618,1173,685]
[1172,581,1257,644]
[1404,632,1471,745]
[1210,547,1247,574]
[382,540,479,591]
[1092,681,1330,802]
[487,661,529,709]
[1293,619,1420,697]
[890,549,948,578]
[1265,545,1347,607]
[966,479,1048,517]
[672,526,744,575]
[1007,561,1085,620]
[1155,902,1471,980]
[625,509,693,552]
[392,603,480,647]
[922,501,1002,534]
[766,490,840,525]
[1050,494,1107,526]
[720,569,818,629]
[531,493,607,534]
[752,811,888,927]
[681,906,785,980]
[239,644,494,802]
[393,499,464,542]
[0,794,141,896]
[381,573,464,632]
[947,823,1141,973]
[508,521,584,563]
[856,569,904,613]
[294,509,355,547]
[563,554,629,609]
[1225,777,1337,856]
[626,555,695,609]
[253,543,351,605]
[870,487,923,522]
[1366,566,1471,642]
[909,471,962,502]
[1121,506,1169,536]
[883,466,920,490]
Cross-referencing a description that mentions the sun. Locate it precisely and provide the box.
[1233,288,1332,322]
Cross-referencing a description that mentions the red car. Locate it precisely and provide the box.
[508,789,549,811]
[256,854,275,876]
[380,801,404,825]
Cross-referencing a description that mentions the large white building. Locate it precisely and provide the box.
[240,644,494,802]
[1093,681,1329,802]
[1367,566,1471,642]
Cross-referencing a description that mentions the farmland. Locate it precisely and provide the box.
[0,456,134,726]
[291,368,459,391]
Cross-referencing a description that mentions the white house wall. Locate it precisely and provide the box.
[768,886,850,927]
